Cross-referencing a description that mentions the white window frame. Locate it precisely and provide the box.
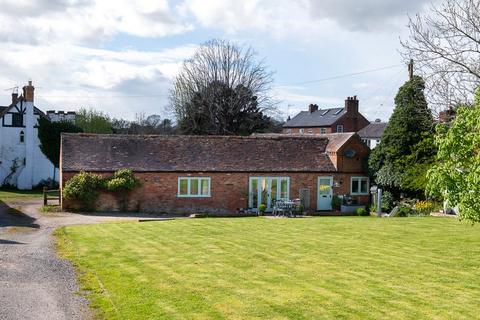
[350,176,369,195]
[320,128,326,134]
[248,177,290,210]
[178,177,211,198]
[299,128,305,134]
[336,124,344,133]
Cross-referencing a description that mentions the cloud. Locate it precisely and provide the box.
[0,0,192,45]
[0,43,197,119]
[180,0,434,38]
[307,0,432,31]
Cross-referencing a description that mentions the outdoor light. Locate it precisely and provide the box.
[333,179,343,188]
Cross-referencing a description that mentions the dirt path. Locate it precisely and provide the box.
[0,199,165,320]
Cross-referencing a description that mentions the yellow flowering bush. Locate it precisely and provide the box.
[413,200,435,215]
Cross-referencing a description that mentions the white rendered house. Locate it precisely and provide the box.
[0,81,74,189]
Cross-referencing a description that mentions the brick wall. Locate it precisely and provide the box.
[62,171,370,215]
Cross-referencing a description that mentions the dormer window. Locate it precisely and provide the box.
[20,131,25,143]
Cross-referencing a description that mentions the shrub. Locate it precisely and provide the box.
[331,195,342,210]
[382,191,395,212]
[63,171,103,210]
[259,204,267,214]
[356,208,367,216]
[397,205,414,217]
[413,200,435,216]
[105,169,141,192]
[33,178,59,190]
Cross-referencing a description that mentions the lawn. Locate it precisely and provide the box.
[0,188,43,200]
[56,217,480,319]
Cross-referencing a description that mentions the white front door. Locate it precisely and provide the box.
[317,177,333,211]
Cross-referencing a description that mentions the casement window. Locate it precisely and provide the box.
[350,177,369,195]
[336,124,344,133]
[299,128,305,134]
[320,128,326,134]
[178,177,211,197]
[12,113,24,127]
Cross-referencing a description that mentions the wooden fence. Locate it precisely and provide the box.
[43,187,60,206]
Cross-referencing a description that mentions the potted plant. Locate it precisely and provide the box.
[258,203,267,215]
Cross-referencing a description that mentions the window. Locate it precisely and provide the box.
[20,131,25,143]
[178,177,211,197]
[362,139,371,147]
[336,124,344,133]
[286,129,292,134]
[320,128,326,134]
[351,177,369,195]
[12,113,24,127]
[307,129,313,133]
[299,128,305,134]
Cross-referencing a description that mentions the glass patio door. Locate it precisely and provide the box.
[249,177,290,211]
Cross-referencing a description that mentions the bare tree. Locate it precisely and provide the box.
[401,0,480,112]
[170,39,275,135]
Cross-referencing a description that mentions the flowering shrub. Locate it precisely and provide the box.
[63,171,103,210]
[63,169,141,211]
[413,200,435,215]
[105,169,141,192]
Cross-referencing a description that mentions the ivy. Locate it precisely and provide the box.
[63,169,141,211]
[105,169,141,192]
[63,172,103,211]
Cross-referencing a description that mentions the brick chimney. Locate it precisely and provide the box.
[22,80,34,102]
[308,104,319,113]
[344,95,358,113]
[11,92,18,105]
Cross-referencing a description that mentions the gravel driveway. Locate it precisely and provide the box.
[0,199,159,320]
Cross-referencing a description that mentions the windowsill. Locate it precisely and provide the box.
[177,195,211,198]
[350,193,369,196]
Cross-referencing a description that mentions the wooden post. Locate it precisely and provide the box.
[43,186,47,206]
[408,59,414,80]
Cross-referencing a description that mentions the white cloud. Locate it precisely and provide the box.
[0,43,197,119]
[0,0,192,45]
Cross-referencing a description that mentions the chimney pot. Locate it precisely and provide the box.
[344,95,359,113]
[11,93,18,105]
[22,80,35,102]
[308,104,319,113]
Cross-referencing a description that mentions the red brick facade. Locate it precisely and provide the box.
[62,171,369,215]
[282,96,370,134]
[61,133,370,215]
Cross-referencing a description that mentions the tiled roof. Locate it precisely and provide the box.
[357,122,387,139]
[61,133,339,173]
[0,96,49,120]
[283,107,346,128]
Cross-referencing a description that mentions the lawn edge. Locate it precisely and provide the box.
[54,227,118,320]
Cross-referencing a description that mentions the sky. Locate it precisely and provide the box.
[0,0,438,122]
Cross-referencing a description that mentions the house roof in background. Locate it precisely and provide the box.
[283,107,346,128]
[61,134,339,173]
[357,121,387,139]
[0,95,49,120]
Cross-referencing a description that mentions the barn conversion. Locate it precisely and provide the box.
[60,133,370,214]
